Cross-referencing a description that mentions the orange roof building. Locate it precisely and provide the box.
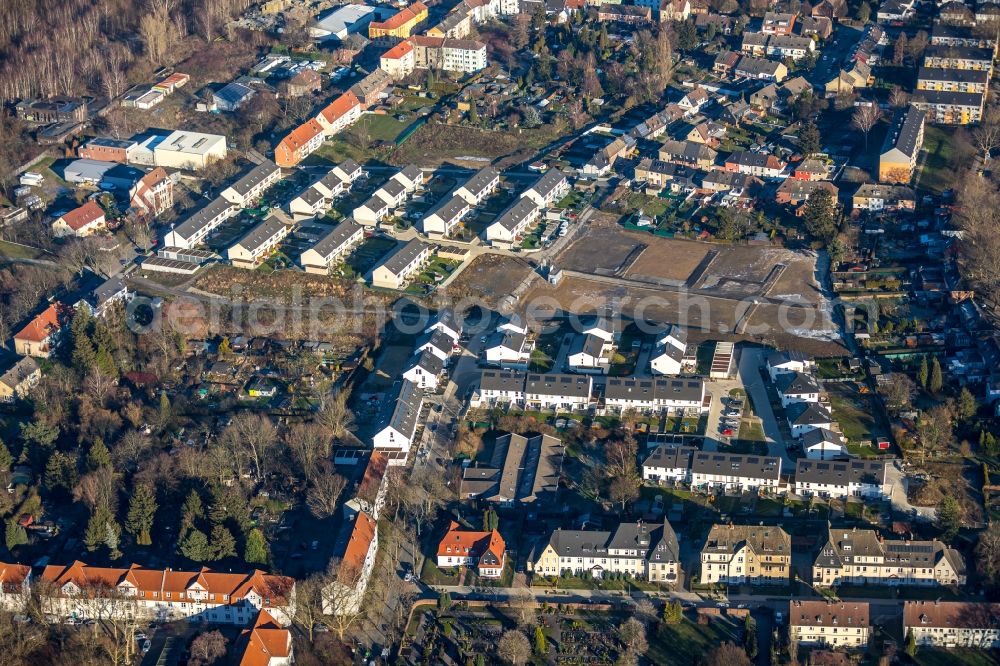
[436,521,506,577]
[236,609,293,666]
[316,90,362,135]
[13,303,64,358]
[380,40,416,78]
[52,200,106,238]
[274,118,325,168]
[326,511,378,616]
[369,2,428,40]
[0,562,31,610]
[38,561,294,626]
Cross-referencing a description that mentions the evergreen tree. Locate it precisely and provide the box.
[126,484,157,546]
[158,392,172,426]
[957,388,977,421]
[744,615,758,659]
[930,358,943,393]
[918,356,929,388]
[802,189,837,244]
[663,600,683,624]
[438,592,452,612]
[180,489,204,534]
[84,505,116,553]
[799,120,821,155]
[483,508,499,532]
[218,337,232,357]
[179,528,210,561]
[0,440,12,471]
[534,625,547,655]
[44,451,78,493]
[905,628,917,656]
[5,520,27,551]
[937,496,961,543]
[70,310,96,373]
[210,524,237,560]
[86,437,112,471]
[244,528,269,565]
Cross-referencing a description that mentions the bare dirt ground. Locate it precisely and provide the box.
[624,238,713,284]
[766,253,826,305]
[557,226,648,275]
[445,253,533,305]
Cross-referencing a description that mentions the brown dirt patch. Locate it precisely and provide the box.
[446,254,532,304]
[624,238,712,284]
[192,265,392,303]
[389,123,558,166]
[557,226,647,275]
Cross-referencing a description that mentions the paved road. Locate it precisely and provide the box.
[736,347,792,467]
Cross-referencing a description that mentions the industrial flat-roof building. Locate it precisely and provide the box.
[152,130,228,170]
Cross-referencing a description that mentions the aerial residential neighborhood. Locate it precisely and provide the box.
[1,0,1000,664]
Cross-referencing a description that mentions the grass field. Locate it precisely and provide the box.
[648,617,741,665]
[828,384,877,443]
[918,126,966,194]
[0,240,43,260]
[915,648,1000,666]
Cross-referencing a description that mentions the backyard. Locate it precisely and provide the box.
[827,382,878,443]
[648,616,742,666]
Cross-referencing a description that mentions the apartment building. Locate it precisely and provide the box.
[917,67,990,94]
[904,601,1000,649]
[327,512,378,616]
[0,357,41,404]
[316,91,362,136]
[371,379,423,453]
[700,524,791,585]
[220,161,282,207]
[39,561,293,626]
[380,40,416,78]
[813,527,966,588]
[485,197,540,246]
[852,183,918,211]
[767,35,816,60]
[531,519,680,584]
[371,239,432,289]
[274,119,325,168]
[604,377,706,412]
[725,151,787,177]
[521,170,570,208]
[454,167,500,205]
[789,601,870,648]
[442,39,488,73]
[922,45,994,72]
[227,215,290,269]
[690,452,782,493]
[163,197,238,249]
[299,219,364,274]
[910,89,985,125]
[368,1,428,42]
[460,432,565,505]
[785,401,834,438]
[641,444,696,484]
[524,373,592,411]
[878,105,925,184]
[13,303,64,358]
[0,563,31,612]
[436,522,506,577]
[420,194,470,237]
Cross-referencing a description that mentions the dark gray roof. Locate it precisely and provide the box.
[171,196,236,241]
[544,528,612,558]
[379,178,406,199]
[660,140,717,163]
[407,348,444,376]
[337,158,361,176]
[912,89,985,107]
[0,356,40,391]
[91,275,128,307]
[642,444,696,470]
[460,166,499,197]
[767,350,812,367]
[525,373,591,399]
[735,56,783,75]
[460,432,564,504]
[925,44,994,61]
[397,164,423,184]
[917,66,990,84]
[418,329,454,356]
[528,169,568,199]
[605,377,705,404]
[296,186,325,207]
[802,427,845,448]
[227,160,280,197]
[360,193,389,212]
[493,197,539,232]
[795,458,887,486]
[569,333,605,360]
[380,379,423,439]
[786,401,832,426]
[426,194,468,224]
[607,521,656,556]
[232,214,288,254]
[880,105,925,159]
[306,219,363,263]
[214,82,255,106]
[775,371,820,395]
[479,369,527,393]
[379,239,429,277]
[691,452,781,481]
[316,172,344,193]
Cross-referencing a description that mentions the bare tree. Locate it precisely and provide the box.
[617,617,648,659]
[221,413,278,482]
[287,423,331,482]
[322,559,368,640]
[973,107,1000,162]
[188,630,227,666]
[306,473,349,519]
[852,104,882,152]
[400,468,449,536]
[498,630,531,665]
[888,86,909,109]
[878,373,916,412]
[316,387,355,440]
[291,573,332,643]
[507,588,536,629]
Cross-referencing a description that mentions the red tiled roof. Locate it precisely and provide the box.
[14,303,62,343]
[319,91,361,124]
[383,40,414,60]
[342,512,377,573]
[436,521,505,564]
[371,2,428,30]
[59,200,104,231]
[237,610,292,666]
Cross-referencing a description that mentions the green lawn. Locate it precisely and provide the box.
[420,558,460,585]
[915,648,1000,666]
[918,125,963,194]
[828,388,876,443]
[0,240,43,260]
[648,617,741,666]
[361,114,410,143]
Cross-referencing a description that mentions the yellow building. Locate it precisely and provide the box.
[700,524,791,586]
[369,2,428,42]
[878,105,925,183]
[911,90,984,125]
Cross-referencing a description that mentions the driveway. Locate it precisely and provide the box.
[736,347,792,467]
[884,461,937,523]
